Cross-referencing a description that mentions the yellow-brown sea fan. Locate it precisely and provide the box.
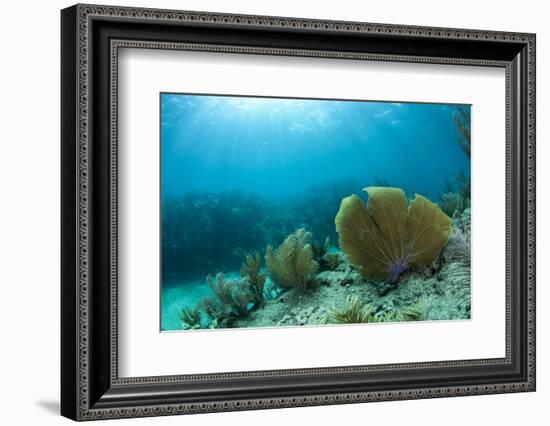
[335,187,452,283]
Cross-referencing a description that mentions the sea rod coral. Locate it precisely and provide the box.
[206,272,256,317]
[240,252,267,305]
[453,106,471,159]
[335,187,452,283]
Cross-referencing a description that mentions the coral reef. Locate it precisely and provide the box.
[230,266,432,329]
[160,101,473,333]
[162,191,269,280]
[163,181,363,284]
[335,187,453,283]
[168,185,470,332]
[265,228,319,291]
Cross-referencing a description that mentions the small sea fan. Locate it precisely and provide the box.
[207,273,235,307]
[327,295,376,324]
[265,228,319,291]
[399,305,424,321]
[206,273,255,317]
[231,283,256,315]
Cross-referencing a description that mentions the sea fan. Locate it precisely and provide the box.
[265,228,319,291]
[206,273,255,317]
[327,295,376,324]
[335,187,452,283]
[240,252,266,304]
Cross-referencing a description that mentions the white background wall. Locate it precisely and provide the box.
[0,0,546,424]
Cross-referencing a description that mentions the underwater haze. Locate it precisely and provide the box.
[161,94,468,201]
[161,93,472,332]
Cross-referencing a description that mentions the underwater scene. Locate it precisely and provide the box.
[161,93,471,331]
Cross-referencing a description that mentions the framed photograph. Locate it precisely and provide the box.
[61,4,536,421]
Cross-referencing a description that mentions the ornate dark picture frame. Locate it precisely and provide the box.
[61,3,536,421]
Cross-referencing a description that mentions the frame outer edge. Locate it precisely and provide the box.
[527,33,535,390]
[61,4,80,421]
[77,2,91,420]
[66,4,536,421]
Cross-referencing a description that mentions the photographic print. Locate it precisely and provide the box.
[160,93,471,332]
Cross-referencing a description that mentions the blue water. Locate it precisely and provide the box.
[161,95,469,200]
[160,93,470,330]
